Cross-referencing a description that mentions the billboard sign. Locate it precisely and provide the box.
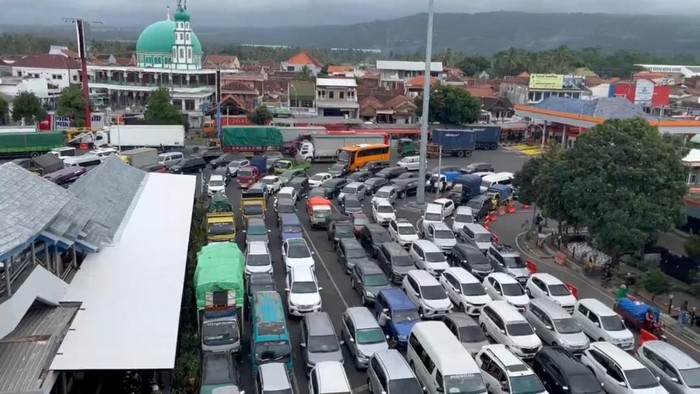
[529,74,564,90]
[635,79,655,104]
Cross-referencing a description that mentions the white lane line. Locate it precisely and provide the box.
[514,231,700,351]
[291,374,301,394]
[301,224,349,310]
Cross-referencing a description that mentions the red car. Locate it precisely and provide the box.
[349,212,370,237]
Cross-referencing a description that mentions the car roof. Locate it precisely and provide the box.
[532,272,564,285]
[262,175,278,179]
[483,344,531,370]
[314,362,350,392]
[291,266,315,281]
[381,241,408,254]
[313,172,332,177]
[589,342,644,369]
[426,203,442,213]
[434,198,451,204]
[340,238,364,249]
[463,223,490,233]
[455,206,473,213]
[356,260,384,275]
[306,312,336,336]
[374,350,416,379]
[279,186,295,193]
[277,198,295,205]
[286,238,308,246]
[529,298,571,318]
[248,272,275,285]
[470,194,491,202]
[454,243,483,254]
[210,174,224,180]
[247,218,265,226]
[413,239,441,251]
[641,341,700,369]
[377,185,396,192]
[259,363,291,390]
[444,312,479,327]
[488,272,519,284]
[430,222,451,231]
[445,267,479,283]
[380,288,416,310]
[486,300,526,320]
[394,218,414,226]
[365,223,387,233]
[576,298,616,316]
[409,269,440,283]
[346,182,364,188]
[536,347,590,374]
[279,213,301,224]
[247,241,269,254]
[345,307,380,329]
[374,198,392,206]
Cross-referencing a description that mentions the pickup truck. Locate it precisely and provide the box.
[307,197,333,229]
[241,185,267,226]
[273,158,310,175]
[207,192,236,243]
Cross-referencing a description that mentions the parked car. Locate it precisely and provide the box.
[207,174,226,196]
[443,313,489,356]
[261,175,283,194]
[321,178,349,200]
[326,215,355,249]
[341,307,389,369]
[309,172,333,188]
[337,238,370,273]
[525,298,589,354]
[371,199,396,225]
[450,243,493,279]
[432,198,456,217]
[286,266,322,316]
[466,195,492,221]
[487,245,530,285]
[461,162,495,174]
[376,166,408,180]
[391,178,421,198]
[373,289,420,349]
[279,168,307,185]
[377,241,415,283]
[452,206,475,232]
[364,160,390,174]
[347,170,373,183]
[581,342,667,394]
[388,218,419,248]
[396,155,424,171]
[424,222,457,255]
[439,267,492,316]
[328,163,350,178]
[637,340,700,394]
[479,301,542,359]
[255,362,294,394]
[364,177,389,195]
[350,260,392,305]
[359,224,392,257]
[227,159,250,176]
[525,273,577,313]
[409,240,449,276]
[367,350,423,394]
[341,195,363,215]
[483,273,530,312]
[140,163,168,173]
[211,152,239,168]
[169,156,206,174]
[572,299,634,351]
[300,312,343,373]
[476,344,546,394]
[402,270,452,319]
[350,213,370,237]
[282,238,315,271]
[337,182,366,202]
[532,347,604,394]
[371,186,398,205]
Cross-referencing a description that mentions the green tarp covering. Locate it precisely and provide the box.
[207,192,233,213]
[222,127,283,148]
[195,243,245,310]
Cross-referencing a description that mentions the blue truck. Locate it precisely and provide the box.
[430,129,476,157]
[462,125,501,150]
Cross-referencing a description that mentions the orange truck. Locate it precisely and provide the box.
[306,197,333,229]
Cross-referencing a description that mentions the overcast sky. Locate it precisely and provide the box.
[1,0,697,27]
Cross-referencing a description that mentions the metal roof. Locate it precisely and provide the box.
[316,78,357,88]
[375,60,443,72]
[0,304,79,394]
[533,96,653,120]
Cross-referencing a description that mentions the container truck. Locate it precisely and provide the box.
[462,125,501,150]
[195,242,245,356]
[295,133,387,162]
[429,129,476,157]
[119,147,158,168]
[72,125,185,150]
[0,131,64,158]
[221,126,284,154]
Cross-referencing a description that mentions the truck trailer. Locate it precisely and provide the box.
[221,126,284,154]
[119,147,158,168]
[0,131,64,158]
[462,125,501,150]
[296,133,387,162]
[430,129,476,157]
[73,125,185,150]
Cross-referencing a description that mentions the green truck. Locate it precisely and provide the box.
[0,131,64,158]
[273,158,310,175]
[221,126,284,154]
[195,243,245,357]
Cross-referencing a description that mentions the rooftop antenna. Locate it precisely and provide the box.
[166,6,171,20]
[184,0,187,10]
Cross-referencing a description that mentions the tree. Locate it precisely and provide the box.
[512,156,543,205]
[56,85,88,127]
[456,55,491,76]
[12,91,46,125]
[0,95,9,125]
[144,86,181,125]
[247,105,273,125]
[559,118,688,265]
[299,66,313,81]
[415,85,481,125]
[641,270,671,301]
[684,235,700,260]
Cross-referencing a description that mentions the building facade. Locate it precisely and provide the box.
[375,60,444,91]
[315,78,359,118]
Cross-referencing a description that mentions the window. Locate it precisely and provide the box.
[340,91,345,99]
[188,48,192,60]
[173,48,177,58]
[179,48,185,59]
[186,33,190,41]
[329,91,334,99]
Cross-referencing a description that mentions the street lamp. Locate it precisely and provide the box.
[416,0,435,205]
[289,83,298,109]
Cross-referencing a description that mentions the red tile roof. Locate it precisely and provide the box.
[406,75,438,88]
[61,48,80,59]
[286,52,322,67]
[221,81,258,93]
[517,71,530,78]
[361,72,379,80]
[464,86,497,98]
[328,65,354,74]
[12,54,80,69]
[385,95,416,110]
[204,55,239,68]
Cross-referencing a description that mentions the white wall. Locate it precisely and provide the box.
[12,67,79,90]
[280,62,322,75]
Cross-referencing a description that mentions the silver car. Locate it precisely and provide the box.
[425,222,457,255]
[443,312,490,356]
[337,182,366,202]
[301,312,344,373]
[245,218,271,244]
[341,307,389,370]
[525,298,590,354]
[637,340,700,394]
[372,186,398,205]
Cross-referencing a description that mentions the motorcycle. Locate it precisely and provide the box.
[650,320,668,341]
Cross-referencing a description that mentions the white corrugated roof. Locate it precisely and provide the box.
[376,60,443,72]
[315,78,357,87]
[683,149,700,166]
[50,173,196,370]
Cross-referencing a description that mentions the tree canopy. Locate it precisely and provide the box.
[247,105,273,125]
[56,85,89,127]
[518,118,688,264]
[415,85,481,125]
[0,96,9,125]
[11,92,46,125]
[144,87,182,125]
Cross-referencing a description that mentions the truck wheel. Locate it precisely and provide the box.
[30,151,39,157]
[466,150,472,157]
[490,143,497,150]
[456,150,465,158]
[305,157,313,163]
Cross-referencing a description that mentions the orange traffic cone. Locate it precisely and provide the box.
[507,203,516,214]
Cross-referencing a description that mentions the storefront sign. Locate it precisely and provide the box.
[529,74,564,90]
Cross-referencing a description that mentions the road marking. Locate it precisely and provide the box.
[301,223,349,310]
[291,374,301,394]
[513,231,700,352]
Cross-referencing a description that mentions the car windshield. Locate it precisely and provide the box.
[444,373,487,394]
[435,229,454,239]
[502,283,525,296]
[248,224,267,235]
[278,204,295,213]
[424,212,442,221]
[345,199,361,208]
[398,226,417,235]
[393,255,414,266]
[275,161,290,169]
[341,185,357,193]
[504,256,525,268]
[281,170,296,178]
[356,328,386,344]
[375,190,391,198]
[262,178,276,185]
[208,222,234,235]
[354,217,370,226]
[553,318,582,334]
[330,164,346,172]
[421,285,447,300]
[255,341,291,363]
[365,274,389,287]
[337,150,351,163]
[425,252,446,263]
[600,315,626,331]
[336,225,354,236]
[393,309,420,323]
[378,205,394,213]
[481,179,493,188]
[474,233,492,243]
[209,180,225,187]
[372,232,391,243]
[568,375,602,393]
[309,334,340,353]
[247,254,270,267]
[467,200,484,210]
[288,243,311,258]
[311,174,327,181]
[292,281,317,294]
[680,367,700,388]
[461,283,487,296]
[346,247,367,259]
[511,375,546,394]
[282,224,302,233]
[229,161,243,168]
[202,320,239,346]
[626,368,660,389]
[455,213,473,223]
[458,325,488,343]
[313,208,332,218]
[506,322,534,336]
[279,192,294,200]
[548,284,571,296]
[238,169,252,177]
[389,378,423,394]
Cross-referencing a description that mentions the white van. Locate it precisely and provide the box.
[476,344,546,394]
[479,301,542,359]
[308,361,352,394]
[407,321,487,394]
[572,298,634,351]
[480,172,514,193]
[63,154,102,169]
[158,151,184,165]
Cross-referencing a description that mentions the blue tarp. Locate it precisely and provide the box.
[617,298,659,321]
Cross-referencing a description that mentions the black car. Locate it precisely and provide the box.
[450,243,493,279]
[460,162,495,174]
[210,152,238,168]
[429,165,460,174]
[337,238,370,273]
[392,172,420,181]
[376,166,408,180]
[533,347,604,394]
[377,241,415,283]
[169,157,207,174]
[200,149,223,163]
[347,170,373,183]
[359,224,392,257]
[341,195,363,215]
[308,187,327,199]
[364,160,390,175]
[320,178,348,199]
[363,177,389,195]
[326,215,355,249]
[328,163,350,178]
[391,178,421,198]
[280,169,307,186]
[289,177,310,198]
[466,195,491,221]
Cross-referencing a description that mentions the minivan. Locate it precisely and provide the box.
[63,154,102,169]
[439,267,492,316]
[309,361,352,394]
[341,307,389,370]
[450,243,493,279]
[479,301,542,359]
[255,362,294,394]
[300,312,344,373]
[377,241,415,283]
[373,288,420,350]
[245,241,273,276]
[480,172,514,193]
[368,350,423,394]
[442,312,490,356]
[286,266,322,316]
[637,340,700,394]
[351,260,392,305]
[169,156,206,174]
[402,270,453,319]
[533,347,604,394]
[458,223,493,254]
[407,321,487,394]
[476,344,546,394]
[572,298,635,351]
[158,151,184,166]
[409,240,450,276]
[525,298,590,354]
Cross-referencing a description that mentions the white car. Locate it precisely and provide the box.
[227,159,250,176]
[309,172,333,188]
[402,270,453,319]
[282,238,315,271]
[432,198,456,217]
[418,203,444,236]
[572,298,635,350]
[439,267,492,316]
[276,186,298,203]
[286,266,322,316]
[371,199,396,225]
[89,147,120,160]
[483,273,530,312]
[261,175,282,194]
[424,222,457,255]
[245,241,273,275]
[479,301,542,360]
[409,240,450,276]
[207,174,226,196]
[388,218,419,247]
[396,155,424,171]
[525,273,577,313]
[452,206,475,232]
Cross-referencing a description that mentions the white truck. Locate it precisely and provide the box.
[74,125,185,150]
[120,147,158,168]
[295,133,386,162]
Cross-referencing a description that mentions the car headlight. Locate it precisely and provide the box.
[365,290,373,297]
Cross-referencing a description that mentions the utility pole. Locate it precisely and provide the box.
[63,18,102,129]
[416,0,435,205]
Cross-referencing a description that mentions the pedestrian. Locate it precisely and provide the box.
[378,308,391,330]
[491,195,499,210]
[691,307,697,327]
[617,284,628,300]
[535,214,544,233]
[681,300,689,312]
[584,256,596,277]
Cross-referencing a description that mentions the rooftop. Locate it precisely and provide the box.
[533,96,652,120]
[285,52,322,68]
[11,54,80,70]
[316,78,357,88]
[376,60,443,72]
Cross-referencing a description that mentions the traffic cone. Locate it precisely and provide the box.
[521,204,531,209]
[507,203,516,214]
[498,206,506,216]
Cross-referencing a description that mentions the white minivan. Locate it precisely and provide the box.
[407,321,488,394]
[476,344,546,394]
[479,301,542,359]
[63,154,102,169]
[480,172,514,193]
[572,298,635,351]
[402,270,453,319]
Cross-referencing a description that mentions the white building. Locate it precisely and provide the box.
[0,54,81,107]
[375,60,444,90]
[315,78,359,118]
[280,52,323,75]
[635,64,700,78]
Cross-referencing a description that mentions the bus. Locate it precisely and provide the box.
[336,143,391,172]
[250,291,293,374]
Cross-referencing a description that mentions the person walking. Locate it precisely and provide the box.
[617,284,628,300]
[585,256,596,277]
[690,307,697,327]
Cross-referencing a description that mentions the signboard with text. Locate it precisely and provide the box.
[529,74,564,90]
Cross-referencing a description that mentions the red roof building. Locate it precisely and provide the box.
[281,52,323,75]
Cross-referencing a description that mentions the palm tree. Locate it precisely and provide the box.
[300,66,313,81]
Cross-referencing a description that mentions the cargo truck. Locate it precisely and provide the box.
[72,125,185,150]
[207,192,236,243]
[295,133,387,162]
[0,131,64,159]
[119,147,158,168]
[429,129,476,157]
[221,126,284,154]
[462,125,501,150]
[195,242,245,356]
